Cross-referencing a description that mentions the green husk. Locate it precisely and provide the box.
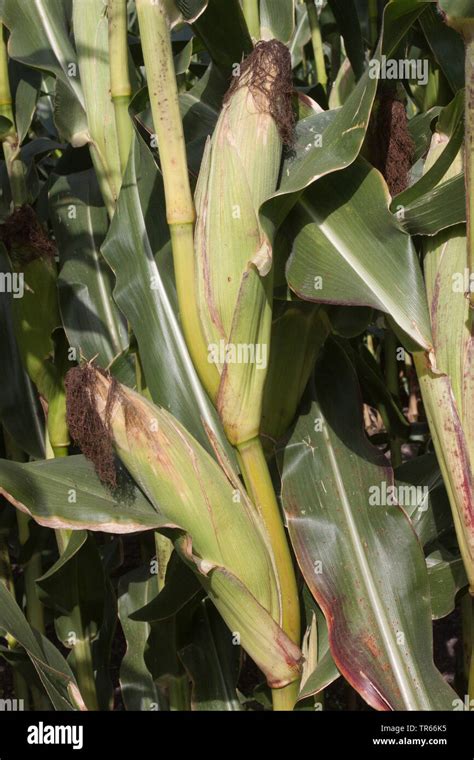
[65,365,302,688]
[194,40,294,446]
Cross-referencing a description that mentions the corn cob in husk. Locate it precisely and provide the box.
[193,40,294,446]
[65,365,302,687]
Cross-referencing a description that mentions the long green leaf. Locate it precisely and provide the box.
[286,160,432,350]
[179,599,241,710]
[0,455,166,533]
[3,0,84,107]
[49,169,129,367]
[260,0,295,43]
[101,133,233,457]
[0,245,46,458]
[118,566,166,711]
[0,582,85,710]
[72,0,122,215]
[280,339,457,710]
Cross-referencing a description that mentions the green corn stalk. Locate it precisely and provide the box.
[2,429,50,710]
[135,0,219,400]
[439,1,474,305]
[107,0,133,174]
[0,23,27,209]
[192,42,301,710]
[305,0,327,90]
[135,2,301,708]
[65,364,302,690]
[0,526,30,709]
[412,106,474,698]
[414,113,474,589]
[368,0,379,48]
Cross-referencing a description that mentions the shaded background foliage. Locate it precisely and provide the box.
[0,0,471,712]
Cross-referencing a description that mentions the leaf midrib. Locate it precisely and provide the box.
[322,421,426,710]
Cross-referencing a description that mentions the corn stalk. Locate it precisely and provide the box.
[135,1,301,708]
[413,102,474,696]
[107,0,133,174]
[0,23,26,208]
[305,0,327,90]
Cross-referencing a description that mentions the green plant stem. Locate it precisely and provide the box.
[3,430,47,710]
[242,0,260,40]
[462,591,474,701]
[305,0,327,91]
[368,0,379,49]
[414,353,474,592]
[136,0,299,708]
[0,536,31,709]
[153,533,188,709]
[152,534,189,710]
[74,638,99,711]
[135,0,220,400]
[0,24,27,208]
[237,436,301,710]
[16,513,45,637]
[154,532,172,594]
[107,0,133,174]
[446,15,474,307]
[271,680,300,711]
[384,329,402,468]
[330,31,341,81]
[0,535,15,595]
[464,25,474,307]
[3,140,27,208]
[46,455,96,709]
[44,433,96,709]
[168,676,191,711]
[52,444,68,458]
[3,432,45,636]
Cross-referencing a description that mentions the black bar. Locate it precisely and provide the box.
[0,710,472,757]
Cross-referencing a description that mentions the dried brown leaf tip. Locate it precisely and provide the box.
[0,205,56,264]
[65,364,119,488]
[224,39,295,145]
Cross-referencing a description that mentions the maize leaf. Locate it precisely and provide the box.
[0,582,86,710]
[280,339,458,710]
[72,0,122,216]
[0,244,45,458]
[0,455,168,533]
[179,599,241,711]
[261,302,330,446]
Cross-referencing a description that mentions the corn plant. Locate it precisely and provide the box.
[0,0,471,713]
